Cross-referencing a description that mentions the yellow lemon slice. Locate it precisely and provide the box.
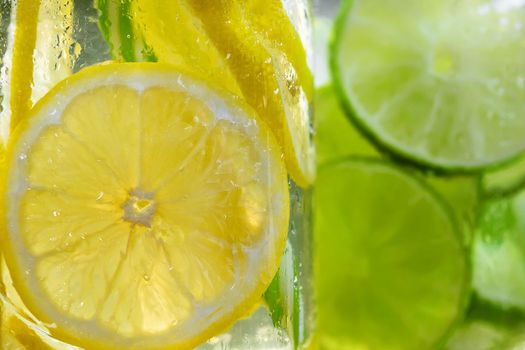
[131,0,242,97]
[0,0,74,147]
[1,62,289,350]
[132,0,315,187]
[5,0,39,134]
[1,304,54,350]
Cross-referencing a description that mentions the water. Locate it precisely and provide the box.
[0,1,313,349]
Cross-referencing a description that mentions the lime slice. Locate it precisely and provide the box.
[426,175,480,245]
[1,62,289,349]
[314,158,468,349]
[482,154,525,197]
[315,85,379,165]
[96,0,156,62]
[264,181,314,348]
[315,87,479,244]
[447,299,525,350]
[472,190,525,311]
[447,320,513,350]
[331,0,525,170]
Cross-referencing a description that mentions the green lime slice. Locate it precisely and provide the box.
[314,86,480,241]
[472,190,525,311]
[96,0,156,62]
[482,154,525,197]
[315,85,379,165]
[446,320,510,350]
[315,158,468,349]
[264,182,313,349]
[426,175,481,245]
[447,299,525,350]
[331,0,525,171]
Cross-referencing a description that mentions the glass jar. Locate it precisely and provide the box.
[0,1,314,349]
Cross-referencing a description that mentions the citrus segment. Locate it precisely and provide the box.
[315,158,468,349]
[332,0,525,170]
[1,63,289,350]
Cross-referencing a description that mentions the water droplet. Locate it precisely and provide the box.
[52,210,61,217]
[143,274,150,281]
[19,153,27,160]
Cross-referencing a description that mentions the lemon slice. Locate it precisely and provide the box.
[188,0,314,187]
[130,0,242,97]
[1,304,54,350]
[132,0,315,187]
[0,0,39,145]
[0,0,74,146]
[1,63,289,349]
[6,0,39,134]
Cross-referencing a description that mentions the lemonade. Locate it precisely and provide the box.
[0,1,313,349]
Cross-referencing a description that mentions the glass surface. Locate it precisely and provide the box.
[0,1,313,349]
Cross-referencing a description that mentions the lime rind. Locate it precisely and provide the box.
[315,157,470,350]
[446,319,512,350]
[482,153,525,198]
[315,84,481,246]
[96,0,156,62]
[446,297,525,350]
[330,0,525,172]
[472,190,525,312]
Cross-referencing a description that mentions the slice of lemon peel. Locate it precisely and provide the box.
[2,63,289,350]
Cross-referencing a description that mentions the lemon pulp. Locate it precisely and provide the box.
[1,63,289,350]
